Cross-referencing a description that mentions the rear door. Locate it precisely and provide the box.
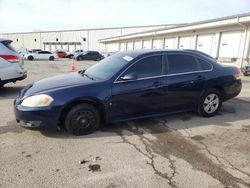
[165,53,211,110]
[37,51,51,59]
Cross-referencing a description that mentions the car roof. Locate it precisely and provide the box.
[0,38,12,43]
[117,49,215,60]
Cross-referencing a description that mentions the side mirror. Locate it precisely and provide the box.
[120,73,137,81]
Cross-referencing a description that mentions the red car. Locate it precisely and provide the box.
[54,50,67,58]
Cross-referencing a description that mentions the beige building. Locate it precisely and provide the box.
[0,25,176,52]
[100,13,250,67]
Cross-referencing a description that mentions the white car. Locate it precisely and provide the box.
[24,51,57,61]
[66,49,84,58]
[16,48,29,57]
[0,38,27,87]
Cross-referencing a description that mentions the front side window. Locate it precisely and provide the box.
[123,55,163,79]
[167,54,199,75]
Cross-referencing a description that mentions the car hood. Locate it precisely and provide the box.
[24,72,95,96]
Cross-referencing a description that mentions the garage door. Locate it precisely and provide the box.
[143,40,152,49]
[196,34,214,55]
[75,44,82,50]
[120,43,126,51]
[153,39,163,49]
[219,31,242,58]
[127,42,133,50]
[107,43,119,52]
[62,44,68,51]
[164,38,175,49]
[44,44,50,51]
[134,41,142,50]
[69,45,75,52]
[50,45,56,51]
[179,37,192,49]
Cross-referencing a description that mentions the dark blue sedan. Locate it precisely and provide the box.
[14,50,242,135]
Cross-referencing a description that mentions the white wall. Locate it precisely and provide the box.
[104,24,250,67]
[1,25,165,53]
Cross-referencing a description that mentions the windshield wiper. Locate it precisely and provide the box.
[78,70,95,80]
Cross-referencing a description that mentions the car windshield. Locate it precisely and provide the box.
[84,53,134,80]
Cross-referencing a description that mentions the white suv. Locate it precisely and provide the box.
[0,38,27,87]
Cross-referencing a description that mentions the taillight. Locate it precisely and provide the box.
[235,68,241,79]
[0,55,20,63]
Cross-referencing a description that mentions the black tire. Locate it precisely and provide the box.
[96,57,101,61]
[65,104,100,135]
[0,79,3,88]
[197,88,222,117]
[28,56,34,60]
[77,56,83,61]
[243,72,249,76]
[68,55,73,59]
[49,56,55,61]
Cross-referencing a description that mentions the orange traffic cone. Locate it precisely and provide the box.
[71,59,77,72]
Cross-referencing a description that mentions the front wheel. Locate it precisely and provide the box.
[197,89,222,117]
[65,104,100,135]
[28,56,34,60]
[243,72,249,76]
[77,56,83,61]
[68,55,74,59]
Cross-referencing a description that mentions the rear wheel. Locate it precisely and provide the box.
[65,104,100,135]
[243,72,249,76]
[49,56,55,61]
[197,89,222,117]
[28,56,34,60]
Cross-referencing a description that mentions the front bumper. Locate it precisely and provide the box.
[14,99,61,129]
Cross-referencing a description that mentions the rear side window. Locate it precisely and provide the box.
[38,51,51,54]
[197,58,212,70]
[124,55,163,79]
[1,41,16,52]
[167,54,199,74]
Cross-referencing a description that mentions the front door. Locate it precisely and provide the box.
[110,54,168,121]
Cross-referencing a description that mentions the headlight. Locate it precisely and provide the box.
[21,94,54,107]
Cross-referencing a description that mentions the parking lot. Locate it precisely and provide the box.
[0,59,250,188]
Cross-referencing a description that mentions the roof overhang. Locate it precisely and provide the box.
[100,13,250,43]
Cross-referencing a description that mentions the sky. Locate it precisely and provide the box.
[0,0,250,33]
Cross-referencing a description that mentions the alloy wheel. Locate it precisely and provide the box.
[203,94,219,114]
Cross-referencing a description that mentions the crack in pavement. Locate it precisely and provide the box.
[112,120,250,188]
[158,118,250,183]
[200,141,250,179]
[115,122,178,188]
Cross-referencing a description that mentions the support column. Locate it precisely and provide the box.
[211,32,221,59]
[175,36,179,49]
[191,34,198,50]
[242,26,250,66]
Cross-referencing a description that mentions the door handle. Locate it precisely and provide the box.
[152,81,163,88]
[196,75,205,81]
